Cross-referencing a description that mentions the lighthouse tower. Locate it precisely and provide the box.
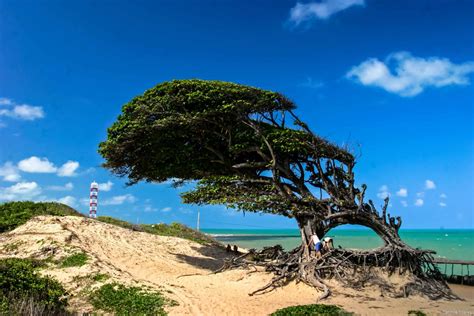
[89,181,99,218]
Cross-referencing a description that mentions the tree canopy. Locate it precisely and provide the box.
[99,79,357,222]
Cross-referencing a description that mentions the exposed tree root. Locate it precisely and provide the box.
[215,244,459,301]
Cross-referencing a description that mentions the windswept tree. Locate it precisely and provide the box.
[99,79,454,299]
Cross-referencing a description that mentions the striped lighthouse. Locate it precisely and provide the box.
[89,181,98,218]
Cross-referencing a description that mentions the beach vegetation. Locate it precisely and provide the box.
[408,310,427,316]
[0,258,69,315]
[59,252,89,268]
[0,201,82,233]
[89,282,176,315]
[270,304,352,315]
[97,216,217,245]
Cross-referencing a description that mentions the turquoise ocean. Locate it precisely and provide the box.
[203,228,474,275]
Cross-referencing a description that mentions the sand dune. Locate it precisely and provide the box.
[0,216,472,315]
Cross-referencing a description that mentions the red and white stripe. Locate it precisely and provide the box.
[89,181,98,218]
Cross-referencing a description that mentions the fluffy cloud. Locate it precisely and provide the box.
[98,181,113,192]
[377,185,390,199]
[161,207,172,213]
[47,182,74,191]
[102,194,136,206]
[440,193,447,199]
[0,181,42,201]
[400,200,408,207]
[16,157,79,177]
[396,188,408,197]
[0,98,13,106]
[346,52,474,96]
[414,199,424,207]
[439,202,447,207]
[54,196,77,207]
[18,156,57,173]
[425,179,436,190]
[57,161,79,177]
[0,98,44,121]
[288,0,364,26]
[0,162,21,182]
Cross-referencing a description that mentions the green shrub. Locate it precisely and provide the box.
[408,311,427,316]
[0,258,68,313]
[97,216,216,245]
[271,304,352,316]
[90,283,174,315]
[0,201,83,233]
[60,252,89,268]
[91,273,109,282]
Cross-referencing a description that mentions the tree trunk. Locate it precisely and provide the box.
[296,209,408,257]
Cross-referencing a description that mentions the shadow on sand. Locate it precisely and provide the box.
[172,245,238,271]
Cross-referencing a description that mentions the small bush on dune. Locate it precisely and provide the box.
[270,304,352,316]
[97,216,216,245]
[408,311,427,316]
[0,258,69,314]
[59,252,89,268]
[90,283,175,315]
[0,201,83,233]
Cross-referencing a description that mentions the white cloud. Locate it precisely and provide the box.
[0,98,13,106]
[47,182,74,191]
[144,205,158,212]
[0,181,42,201]
[57,196,77,207]
[57,161,79,177]
[288,0,364,26]
[346,52,474,96]
[0,162,21,182]
[98,181,113,192]
[161,207,172,212]
[416,192,425,198]
[439,202,447,207]
[0,98,44,120]
[396,188,408,197]
[102,194,136,206]
[440,193,447,199]
[377,185,390,199]
[425,179,436,190]
[80,198,90,207]
[400,200,408,207]
[18,156,57,173]
[414,199,424,207]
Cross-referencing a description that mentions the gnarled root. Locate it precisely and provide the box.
[215,244,458,301]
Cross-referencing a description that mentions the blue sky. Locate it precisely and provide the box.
[0,0,473,229]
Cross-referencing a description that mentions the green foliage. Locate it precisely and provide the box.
[90,283,174,316]
[0,201,83,233]
[270,304,352,316]
[408,310,427,316]
[99,79,354,220]
[99,79,296,184]
[60,252,89,268]
[0,258,68,313]
[91,273,109,282]
[97,216,216,245]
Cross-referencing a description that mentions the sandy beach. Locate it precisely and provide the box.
[1,216,472,315]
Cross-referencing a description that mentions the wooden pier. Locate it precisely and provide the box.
[433,258,474,285]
